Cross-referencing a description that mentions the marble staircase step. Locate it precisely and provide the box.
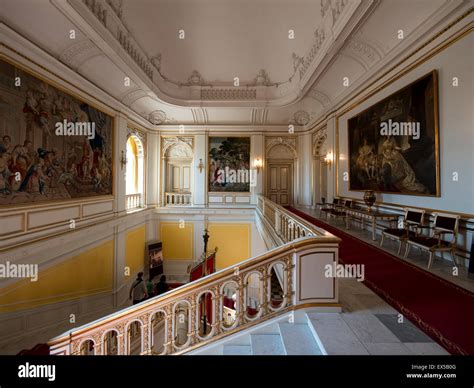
[250,334,286,355]
[223,344,252,355]
[278,322,322,355]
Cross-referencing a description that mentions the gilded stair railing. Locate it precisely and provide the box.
[48,195,339,355]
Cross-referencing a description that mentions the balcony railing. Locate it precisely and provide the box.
[48,195,339,355]
[165,192,192,206]
[126,193,142,210]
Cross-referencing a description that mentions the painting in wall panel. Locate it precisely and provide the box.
[348,70,439,196]
[0,58,113,205]
[209,137,251,192]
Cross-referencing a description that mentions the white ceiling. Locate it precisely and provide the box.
[0,0,467,129]
[121,0,321,85]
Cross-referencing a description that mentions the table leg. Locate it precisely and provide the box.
[372,217,376,241]
[346,213,350,229]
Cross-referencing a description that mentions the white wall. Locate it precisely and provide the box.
[336,32,474,215]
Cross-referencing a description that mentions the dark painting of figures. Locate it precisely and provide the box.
[348,71,439,196]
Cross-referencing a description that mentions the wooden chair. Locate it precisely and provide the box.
[404,212,460,269]
[380,208,425,255]
[329,199,353,224]
[320,198,339,219]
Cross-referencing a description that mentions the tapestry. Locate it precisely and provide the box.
[0,58,113,205]
[208,137,251,192]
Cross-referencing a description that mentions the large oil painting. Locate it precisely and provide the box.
[348,70,439,196]
[209,137,251,192]
[0,58,113,206]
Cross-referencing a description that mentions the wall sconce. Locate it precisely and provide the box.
[254,158,262,174]
[198,158,204,173]
[324,151,333,170]
[120,150,128,170]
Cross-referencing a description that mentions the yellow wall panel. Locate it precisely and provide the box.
[0,240,114,313]
[160,222,194,260]
[125,225,146,275]
[207,223,251,270]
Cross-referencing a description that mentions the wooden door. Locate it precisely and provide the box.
[267,163,292,206]
[167,162,191,192]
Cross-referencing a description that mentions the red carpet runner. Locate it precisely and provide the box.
[287,207,474,355]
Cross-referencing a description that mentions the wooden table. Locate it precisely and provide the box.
[345,208,398,241]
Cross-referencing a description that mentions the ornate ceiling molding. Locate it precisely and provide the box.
[201,88,256,101]
[289,110,311,126]
[344,38,382,69]
[71,0,368,107]
[148,110,177,125]
[307,89,331,106]
[120,89,147,105]
[251,108,267,125]
[191,108,208,124]
[58,39,102,70]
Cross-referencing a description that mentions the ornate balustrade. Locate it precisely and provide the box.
[257,194,332,243]
[48,196,339,355]
[126,193,142,210]
[165,192,192,206]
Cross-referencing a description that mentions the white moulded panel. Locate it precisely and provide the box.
[82,201,114,218]
[27,206,80,230]
[208,196,223,203]
[0,214,24,236]
[235,196,251,203]
[298,251,336,302]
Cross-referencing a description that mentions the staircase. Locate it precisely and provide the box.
[48,195,340,356]
[188,310,326,355]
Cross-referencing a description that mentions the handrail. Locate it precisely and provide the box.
[48,195,339,355]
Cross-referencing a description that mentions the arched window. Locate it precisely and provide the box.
[125,135,144,209]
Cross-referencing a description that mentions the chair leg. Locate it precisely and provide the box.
[428,251,434,269]
[380,233,385,247]
[397,241,402,255]
[450,249,457,266]
[404,243,410,258]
